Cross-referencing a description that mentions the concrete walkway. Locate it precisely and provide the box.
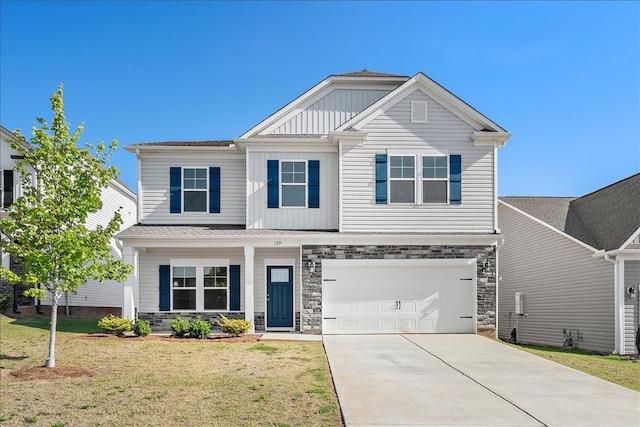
[323,334,640,427]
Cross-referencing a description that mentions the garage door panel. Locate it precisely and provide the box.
[322,261,475,335]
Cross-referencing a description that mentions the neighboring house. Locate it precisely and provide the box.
[0,125,137,315]
[118,70,512,335]
[498,174,640,355]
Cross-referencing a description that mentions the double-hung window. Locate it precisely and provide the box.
[422,156,448,203]
[280,161,306,207]
[171,260,229,311]
[183,168,208,212]
[389,156,415,203]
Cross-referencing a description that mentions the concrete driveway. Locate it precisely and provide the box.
[323,334,640,426]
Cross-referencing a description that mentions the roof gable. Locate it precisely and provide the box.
[337,72,508,134]
[239,71,409,138]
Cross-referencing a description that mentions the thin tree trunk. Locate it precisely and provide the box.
[45,291,60,368]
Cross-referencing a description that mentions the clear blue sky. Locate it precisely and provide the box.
[1,1,638,196]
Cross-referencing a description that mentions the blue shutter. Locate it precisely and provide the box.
[375,154,388,204]
[267,160,279,208]
[229,265,241,311]
[159,265,170,311]
[169,167,181,213]
[308,160,320,209]
[209,167,221,213]
[449,155,462,205]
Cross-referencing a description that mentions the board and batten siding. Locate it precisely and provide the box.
[138,248,245,313]
[246,151,338,230]
[341,89,495,232]
[271,88,392,135]
[41,183,137,308]
[139,151,245,225]
[624,260,640,354]
[498,202,615,353]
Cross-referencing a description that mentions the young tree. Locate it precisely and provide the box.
[0,85,133,368]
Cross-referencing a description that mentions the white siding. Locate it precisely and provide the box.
[139,151,245,225]
[497,203,615,353]
[271,89,391,134]
[341,90,495,232]
[247,151,338,230]
[138,248,244,313]
[62,183,137,308]
[624,260,640,354]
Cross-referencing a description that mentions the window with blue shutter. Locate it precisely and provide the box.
[449,155,462,205]
[229,265,241,311]
[267,160,279,208]
[209,167,221,213]
[159,265,170,311]
[375,154,388,204]
[169,167,181,213]
[308,160,320,209]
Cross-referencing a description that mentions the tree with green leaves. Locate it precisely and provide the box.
[0,85,133,368]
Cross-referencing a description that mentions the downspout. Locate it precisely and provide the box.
[602,254,620,354]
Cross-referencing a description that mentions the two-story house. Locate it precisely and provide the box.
[0,125,137,315]
[118,70,512,334]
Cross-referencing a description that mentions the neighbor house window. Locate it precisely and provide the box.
[422,156,448,203]
[389,156,415,203]
[280,161,306,207]
[171,260,229,311]
[183,168,207,212]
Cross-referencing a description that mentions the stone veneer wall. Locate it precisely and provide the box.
[138,311,300,333]
[301,244,497,333]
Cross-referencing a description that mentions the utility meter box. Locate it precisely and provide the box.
[515,292,524,315]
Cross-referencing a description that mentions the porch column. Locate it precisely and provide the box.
[244,245,255,333]
[616,257,626,355]
[122,244,138,320]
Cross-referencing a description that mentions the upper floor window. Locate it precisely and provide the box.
[281,161,307,207]
[183,168,207,212]
[422,156,448,204]
[389,156,415,203]
[2,169,14,208]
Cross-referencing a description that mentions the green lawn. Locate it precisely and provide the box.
[0,315,342,427]
[510,343,640,392]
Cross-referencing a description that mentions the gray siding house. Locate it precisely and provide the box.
[498,174,640,354]
[118,70,512,335]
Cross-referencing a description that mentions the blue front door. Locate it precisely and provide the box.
[266,266,294,328]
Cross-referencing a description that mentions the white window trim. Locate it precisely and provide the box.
[279,160,307,209]
[388,154,417,204]
[422,155,450,204]
[182,167,209,213]
[170,259,229,311]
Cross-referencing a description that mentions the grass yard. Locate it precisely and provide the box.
[511,344,640,392]
[0,315,342,427]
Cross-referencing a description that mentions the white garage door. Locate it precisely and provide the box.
[322,259,476,334]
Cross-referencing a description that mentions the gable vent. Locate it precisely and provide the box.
[411,101,427,123]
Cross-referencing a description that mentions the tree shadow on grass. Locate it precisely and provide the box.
[8,316,102,334]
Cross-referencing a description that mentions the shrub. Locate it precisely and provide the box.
[189,317,212,339]
[132,319,152,337]
[217,314,251,337]
[0,294,11,311]
[170,315,190,337]
[97,314,132,336]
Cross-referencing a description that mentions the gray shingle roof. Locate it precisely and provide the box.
[333,69,409,78]
[128,140,233,147]
[501,173,640,250]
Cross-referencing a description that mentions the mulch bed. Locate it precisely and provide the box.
[81,332,262,343]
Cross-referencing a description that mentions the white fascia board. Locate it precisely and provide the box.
[593,248,640,260]
[0,126,31,151]
[108,178,137,202]
[618,226,640,250]
[119,232,502,249]
[339,73,507,133]
[471,131,513,149]
[499,199,600,253]
[328,130,367,143]
[234,139,337,153]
